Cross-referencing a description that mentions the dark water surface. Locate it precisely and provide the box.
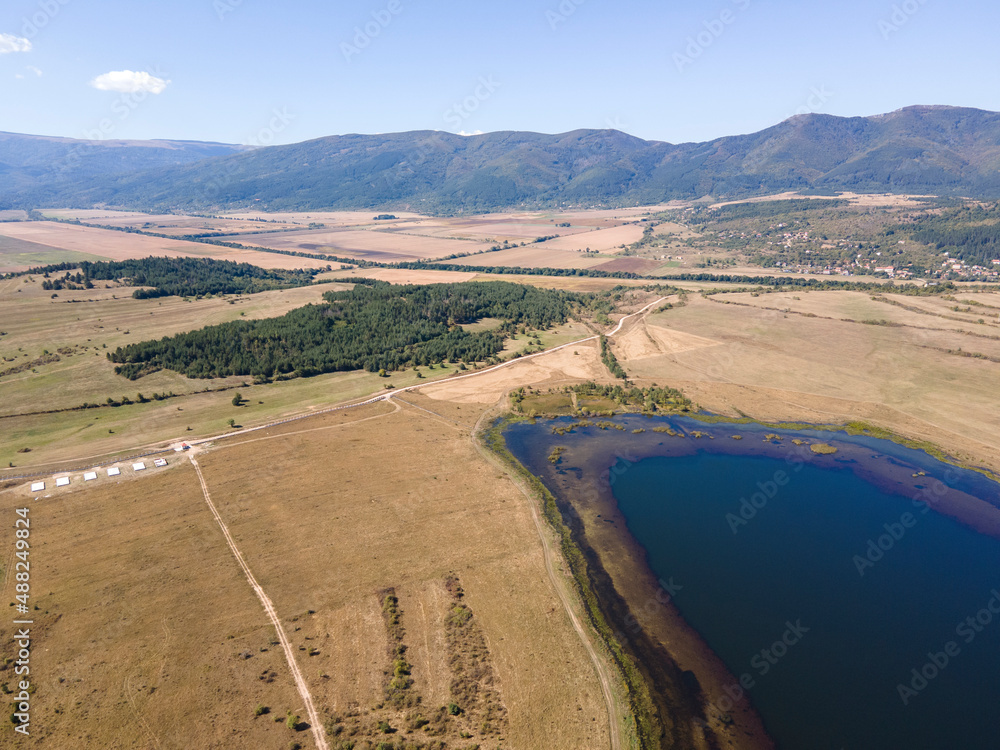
[505,416,1000,750]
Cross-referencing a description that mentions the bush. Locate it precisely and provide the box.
[254,704,268,717]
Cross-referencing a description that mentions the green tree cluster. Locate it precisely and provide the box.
[110,281,575,380]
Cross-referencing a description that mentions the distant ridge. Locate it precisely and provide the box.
[4,105,1000,213]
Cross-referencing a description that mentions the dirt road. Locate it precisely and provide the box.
[190,456,330,750]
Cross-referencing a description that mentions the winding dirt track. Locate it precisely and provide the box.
[189,456,330,750]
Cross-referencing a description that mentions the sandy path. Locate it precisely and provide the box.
[189,456,329,750]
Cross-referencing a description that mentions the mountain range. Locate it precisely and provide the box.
[3,105,1000,213]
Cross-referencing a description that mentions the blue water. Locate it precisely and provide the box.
[505,418,1000,750]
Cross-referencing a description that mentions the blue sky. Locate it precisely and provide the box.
[2,0,997,145]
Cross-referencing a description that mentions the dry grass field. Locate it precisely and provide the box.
[1,397,616,749]
[720,290,1000,337]
[544,206,678,220]
[532,224,648,253]
[222,210,426,226]
[707,191,933,210]
[443,245,612,270]
[40,211,305,237]
[0,464,307,748]
[380,215,592,242]
[0,222,335,272]
[222,227,489,263]
[325,267,479,285]
[616,293,1000,475]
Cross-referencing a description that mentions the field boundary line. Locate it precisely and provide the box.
[189,456,329,750]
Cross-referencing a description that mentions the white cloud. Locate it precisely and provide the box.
[16,64,42,79]
[90,70,170,94]
[0,33,32,54]
[457,130,484,136]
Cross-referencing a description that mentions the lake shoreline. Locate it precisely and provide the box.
[499,412,1000,749]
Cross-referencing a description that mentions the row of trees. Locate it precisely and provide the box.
[599,336,628,380]
[109,280,578,380]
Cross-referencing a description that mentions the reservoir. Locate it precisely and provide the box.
[504,415,1000,750]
